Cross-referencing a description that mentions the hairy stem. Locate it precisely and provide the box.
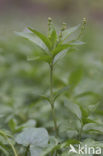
[50,61,58,136]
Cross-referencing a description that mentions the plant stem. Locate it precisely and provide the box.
[78,121,83,141]
[25,145,30,156]
[50,61,58,136]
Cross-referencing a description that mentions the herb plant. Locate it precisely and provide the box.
[15,17,86,154]
[16,17,86,135]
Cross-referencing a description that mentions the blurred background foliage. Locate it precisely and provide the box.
[0,0,103,154]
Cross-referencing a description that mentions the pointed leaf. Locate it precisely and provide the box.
[53,48,71,64]
[8,119,17,132]
[69,40,85,46]
[62,24,81,41]
[52,44,72,56]
[28,27,51,50]
[31,93,50,102]
[15,31,49,52]
[69,68,83,89]
[75,91,100,99]
[49,28,57,48]
[27,55,51,63]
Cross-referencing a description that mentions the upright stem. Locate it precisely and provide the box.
[50,61,58,136]
[78,121,83,141]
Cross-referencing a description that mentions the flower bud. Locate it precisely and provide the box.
[83,18,87,25]
[48,17,52,24]
[61,22,67,31]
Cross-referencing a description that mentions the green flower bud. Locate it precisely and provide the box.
[83,18,87,25]
[59,31,62,41]
[48,17,52,24]
[61,22,67,31]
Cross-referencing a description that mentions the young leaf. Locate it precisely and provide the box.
[15,31,49,53]
[27,55,51,63]
[49,28,57,48]
[69,40,85,46]
[53,48,70,64]
[62,24,81,41]
[28,27,52,50]
[8,119,17,132]
[69,68,83,89]
[52,44,72,56]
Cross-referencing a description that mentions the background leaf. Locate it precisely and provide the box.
[15,128,49,147]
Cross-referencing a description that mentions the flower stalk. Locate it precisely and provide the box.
[49,61,58,136]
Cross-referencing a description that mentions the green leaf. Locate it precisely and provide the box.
[83,118,97,125]
[15,31,49,53]
[8,119,17,132]
[65,100,82,120]
[54,86,70,101]
[79,106,89,119]
[31,93,50,102]
[15,128,49,147]
[75,91,100,99]
[22,120,36,128]
[14,120,36,133]
[69,40,85,46]
[69,68,83,89]
[53,48,70,64]
[49,28,57,48]
[62,24,81,41]
[60,139,79,148]
[39,95,50,102]
[83,123,103,134]
[28,27,51,50]
[52,44,72,56]
[27,55,51,63]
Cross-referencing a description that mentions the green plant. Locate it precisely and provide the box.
[16,17,86,137]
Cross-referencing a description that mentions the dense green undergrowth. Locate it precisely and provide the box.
[0,18,103,156]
